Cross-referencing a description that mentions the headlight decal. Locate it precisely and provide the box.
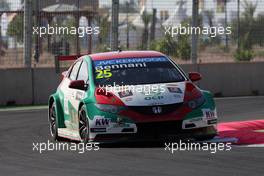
[187,96,206,109]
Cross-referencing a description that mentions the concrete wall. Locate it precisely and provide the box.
[0,62,264,106]
[0,68,33,105]
[0,68,61,106]
[181,63,264,97]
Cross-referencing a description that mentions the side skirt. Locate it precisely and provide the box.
[58,128,81,141]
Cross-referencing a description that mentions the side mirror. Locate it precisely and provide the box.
[61,71,67,77]
[69,80,86,90]
[189,72,202,82]
[60,71,67,81]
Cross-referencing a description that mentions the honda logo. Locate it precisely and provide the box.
[152,106,162,114]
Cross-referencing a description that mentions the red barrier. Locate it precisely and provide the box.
[218,120,264,145]
[57,55,84,61]
[55,54,87,73]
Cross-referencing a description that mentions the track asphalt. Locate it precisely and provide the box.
[0,97,263,176]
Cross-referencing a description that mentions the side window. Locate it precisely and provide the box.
[77,61,89,82]
[69,61,82,80]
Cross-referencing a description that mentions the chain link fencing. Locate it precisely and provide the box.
[0,0,264,68]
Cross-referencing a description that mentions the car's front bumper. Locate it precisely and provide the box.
[88,119,217,142]
[90,125,217,143]
[86,95,218,142]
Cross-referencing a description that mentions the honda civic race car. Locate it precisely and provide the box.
[48,51,218,143]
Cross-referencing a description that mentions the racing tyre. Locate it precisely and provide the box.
[194,126,217,141]
[79,106,90,144]
[49,102,61,141]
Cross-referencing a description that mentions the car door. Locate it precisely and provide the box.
[68,59,89,130]
[65,60,82,129]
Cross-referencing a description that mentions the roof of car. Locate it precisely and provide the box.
[89,51,165,61]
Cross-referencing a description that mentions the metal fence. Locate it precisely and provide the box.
[0,0,264,68]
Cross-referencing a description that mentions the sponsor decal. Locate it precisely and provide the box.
[152,106,162,114]
[144,95,164,100]
[94,57,169,72]
[94,116,111,127]
[95,69,112,79]
[167,87,182,94]
[93,57,168,66]
[124,97,133,102]
[95,62,147,71]
[202,109,216,120]
[118,90,133,98]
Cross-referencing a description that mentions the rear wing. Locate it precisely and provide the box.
[55,54,84,73]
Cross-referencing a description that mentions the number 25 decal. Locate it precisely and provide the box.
[96,69,112,79]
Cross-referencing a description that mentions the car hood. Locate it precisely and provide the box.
[109,82,186,106]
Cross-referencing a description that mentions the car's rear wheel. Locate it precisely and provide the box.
[49,102,60,141]
[79,106,90,144]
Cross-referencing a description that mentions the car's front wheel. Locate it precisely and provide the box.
[194,126,217,141]
[79,106,90,144]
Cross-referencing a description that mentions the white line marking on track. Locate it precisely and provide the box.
[0,106,48,112]
[236,144,264,147]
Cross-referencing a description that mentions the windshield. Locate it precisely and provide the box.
[93,56,186,86]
